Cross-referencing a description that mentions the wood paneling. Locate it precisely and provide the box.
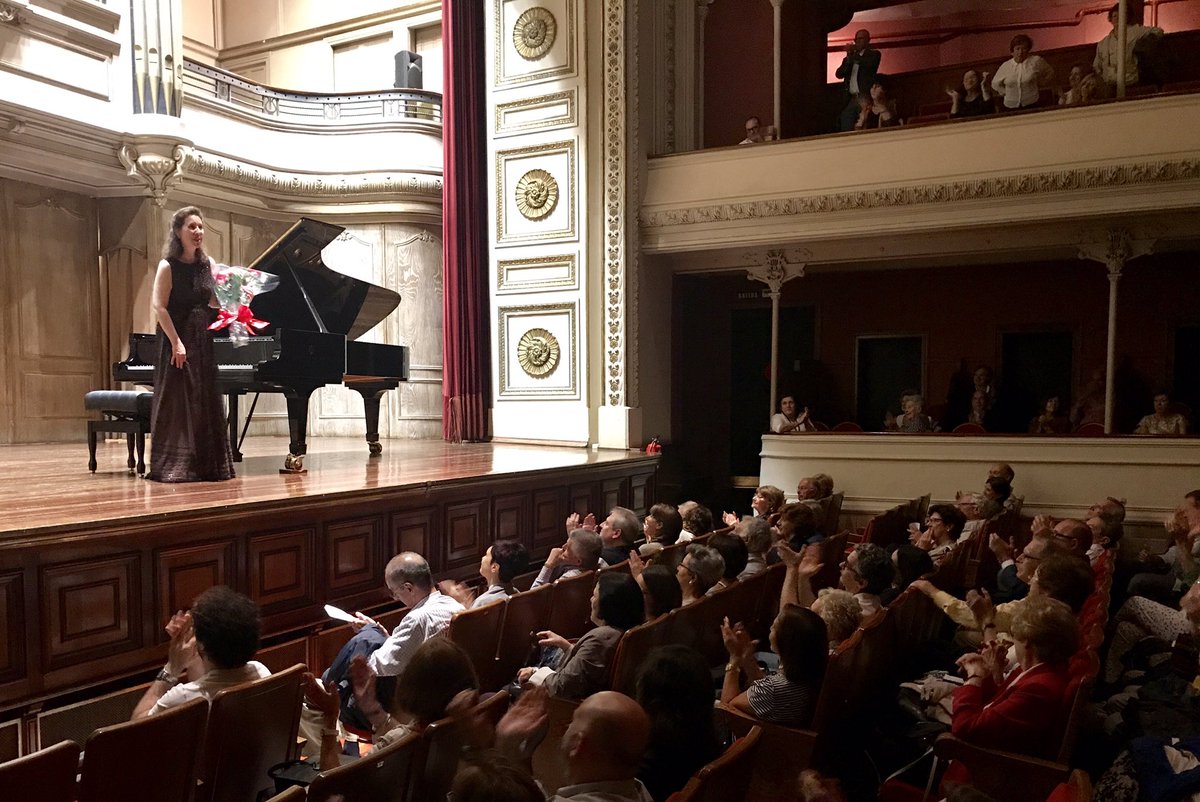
[256,637,308,675]
[444,499,488,573]
[247,529,314,613]
[0,572,25,684]
[493,492,527,544]
[532,487,567,555]
[156,541,236,639]
[40,554,141,670]
[391,508,437,568]
[324,516,382,595]
[602,477,627,513]
[630,472,653,516]
[569,483,594,519]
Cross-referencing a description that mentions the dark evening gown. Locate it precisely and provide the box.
[146,257,235,482]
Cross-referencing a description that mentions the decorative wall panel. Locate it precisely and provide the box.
[496,140,576,245]
[532,487,568,554]
[495,0,577,87]
[497,303,577,398]
[324,517,383,595]
[156,540,236,637]
[495,89,577,136]
[444,500,489,571]
[247,529,314,613]
[390,508,438,569]
[496,253,578,294]
[40,555,141,670]
[493,493,529,543]
[0,572,24,684]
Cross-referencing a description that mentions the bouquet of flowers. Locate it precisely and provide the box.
[208,263,281,347]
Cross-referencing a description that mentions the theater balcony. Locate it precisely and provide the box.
[641,93,1200,267]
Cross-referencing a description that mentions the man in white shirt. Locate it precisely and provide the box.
[132,586,270,718]
[1094,4,1163,90]
[322,551,463,729]
[836,29,881,131]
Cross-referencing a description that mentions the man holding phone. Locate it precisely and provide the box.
[836,29,882,132]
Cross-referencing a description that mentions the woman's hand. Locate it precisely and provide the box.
[966,588,996,630]
[798,544,824,578]
[516,667,536,685]
[721,617,755,663]
[722,511,739,527]
[438,579,475,608]
[988,533,1013,562]
[536,630,571,653]
[956,652,989,681]
[171,340,187,369]
[627,550,646,581]
[495,687,549,759]
[565,512,580,534]
[776,541,801,567]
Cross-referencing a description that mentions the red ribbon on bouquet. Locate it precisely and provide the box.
[208,304,270,332]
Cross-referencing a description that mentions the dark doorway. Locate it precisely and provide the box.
[999,331,1074,432]
[729,306,816,476]
[856,336,923,431]
[1175,326,1200,418]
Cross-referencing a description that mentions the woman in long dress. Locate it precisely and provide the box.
[145,206,235,482]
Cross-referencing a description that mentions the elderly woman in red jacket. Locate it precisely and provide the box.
[951,595,1080,759]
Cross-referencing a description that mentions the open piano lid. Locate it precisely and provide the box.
[247,217,401,341]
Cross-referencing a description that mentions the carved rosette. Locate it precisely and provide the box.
[515,169,559,220]
[0,4,18,23]
[118,142,189,207]
[516,328,560,378]
[513,7,557,60]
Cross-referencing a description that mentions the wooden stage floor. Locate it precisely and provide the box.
[1,436,649,537]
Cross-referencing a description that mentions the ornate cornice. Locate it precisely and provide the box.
[641,158,1200,228]
[179,149,443,200]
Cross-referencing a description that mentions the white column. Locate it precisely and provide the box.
[1079,229,1153,433]
[747,250,805,420]
[770,0,784,135]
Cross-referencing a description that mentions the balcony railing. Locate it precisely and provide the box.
[182,58,442,127]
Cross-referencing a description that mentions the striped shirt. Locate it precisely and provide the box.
[367,590,463,676]
[746,671,815,727]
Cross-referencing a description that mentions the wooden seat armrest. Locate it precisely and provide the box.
[933,734,1068,801]
[714,703,818,767]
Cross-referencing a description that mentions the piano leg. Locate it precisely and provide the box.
[281,389,317,474]
[226,393,243,462]
[351,385,389,456]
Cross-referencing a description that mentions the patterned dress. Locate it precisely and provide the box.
[146,257,235,482]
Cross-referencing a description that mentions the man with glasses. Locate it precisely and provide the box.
[321,551,464,729]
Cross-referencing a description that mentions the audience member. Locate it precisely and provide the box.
[974,366,997,411]
[304,638,478,768]
[1127,490,1200,604]
[967,390,991,428]
[980,476,1012,519]
[1134,391,1188,435]
[1029,396,1071,434]
[740,115,767,145]
[678,503,713,543]
[891,393,936,432]
[1060,64,1109,106]
[451,751,545,802]
[992,34,1054,111]
[837,29,882,132]
[321,552,463,727]
[1093,3,1164,91]
[520,572,644,699]
[639,503,683,558]
[635,646,722,802]
[778,502,822,550]
[855,77,899,130]
[132,586,267,718]
[639,564,682,620]
[1086,514,1124,563]
[706,532,749,595]
[797,475,822,501]
[726,485,786,528]
[948,69,994,118]
[771,394,814,434]
[598,506,642,566]
[950,596,1079,759]
[913,504,967,564]
[737,517,773,579]
[987,531,1059,604]
[492,689,654,802]
[676,543,725,604]
[532,529,603,589]
[441,539,529,609]
[882,544,934,606]
[721,605,828,727]
[988,462,1015,485]
[812,588,864,647]
[1072,368,1106,428]
[783,540,893,619]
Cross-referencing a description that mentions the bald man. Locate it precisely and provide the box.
[493,689,653,801]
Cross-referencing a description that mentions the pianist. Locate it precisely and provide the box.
[145,206,235,482]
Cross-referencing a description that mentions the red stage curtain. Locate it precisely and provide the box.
[441,0,490,442]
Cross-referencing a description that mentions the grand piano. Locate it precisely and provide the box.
[113,218,410,473]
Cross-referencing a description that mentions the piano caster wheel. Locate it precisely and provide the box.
[280,453,306,474]
[368,441,383,456]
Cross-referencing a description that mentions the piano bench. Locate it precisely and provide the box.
[84,391,153,475]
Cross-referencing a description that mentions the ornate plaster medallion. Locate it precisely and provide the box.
[516,328,560,378]
[513,7,556,60]
[515,169,559,220]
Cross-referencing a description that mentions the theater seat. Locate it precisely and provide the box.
[0,740,80,802]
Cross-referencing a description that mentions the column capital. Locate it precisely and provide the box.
[746,248,806,294]
[1078,227,1155,280]
[768,0,786,8]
